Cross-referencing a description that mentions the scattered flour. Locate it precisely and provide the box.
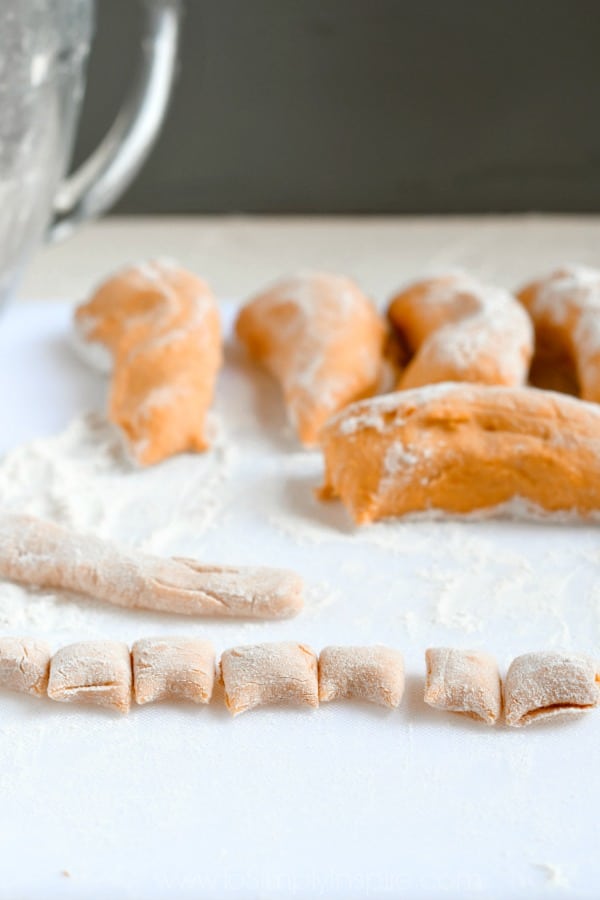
[0,412,233,549]
[534,862,571,889]
[0,413,235,635]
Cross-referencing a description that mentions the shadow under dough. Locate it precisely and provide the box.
[223,341,298,452]
[280,470,356,537]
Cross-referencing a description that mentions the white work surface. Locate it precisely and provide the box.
[2,217,600,899]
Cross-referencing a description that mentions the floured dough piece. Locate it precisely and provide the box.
[318,645,404,708]
[236,272,386,445]
[48,640,132,713]
[504,651,600,727]
[220,642,319,716]
[388,274,533,390]
[319,383,600,524]
[517,265,600,402]
[0,514,303,619]
[424,648,502,725]
[74,260,222,465]
[0,637,51,697]
[132,637,215,704]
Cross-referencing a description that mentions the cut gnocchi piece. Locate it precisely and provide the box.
[48,640,132,713]
[318,645,405,708]
[0,637,51,697]
[132,637,215,705]
[504,651,600,727]
[424,647,502,725]
[219,642,319,716]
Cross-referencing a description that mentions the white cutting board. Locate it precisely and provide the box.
[0,301,598,900]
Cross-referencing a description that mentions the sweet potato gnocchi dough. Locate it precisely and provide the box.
[387,273,533,390]
[74,260,222,465]
[236,272,386,445]
[319,383,600,523]
[71,261,600,530]
[517,265,600,403]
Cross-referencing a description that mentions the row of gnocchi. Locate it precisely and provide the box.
[1,638,598,727]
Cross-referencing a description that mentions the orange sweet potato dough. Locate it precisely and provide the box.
[517,265,600,403]
[74,260,222,465]
[319,383,600,524]
[235,272,386,445]
[387,273,533,390]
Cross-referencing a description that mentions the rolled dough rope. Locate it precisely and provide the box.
[517,265,600,403]
[73,260,222,466]
[387,273,533,390]
[47,640,132,713]
[424,648,502,725]
[504,651,600,727]
[219,642,319,716]
[318,645,405,709]
[0,514,304,619]
[235,272,386,446]
[132,637,215,704]
[318,383,600,524]
[0,637,51,697]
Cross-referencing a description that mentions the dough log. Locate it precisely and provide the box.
[517,265,600,403]
[388,273,533,390]
[319,383,600,524]
[0,514,304,619]
[74,260,222,465]
[236,272,386,445]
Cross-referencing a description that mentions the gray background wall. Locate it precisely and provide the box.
[73,0,600,214]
